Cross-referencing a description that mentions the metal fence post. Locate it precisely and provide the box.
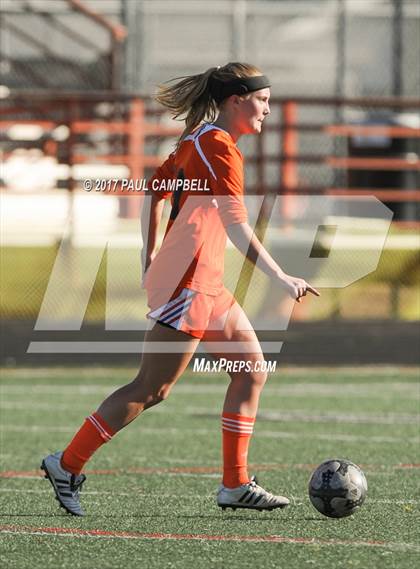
[392,0,403,98]
[281,100,298,221]
[232,0,247,60]
[127,97,144,219]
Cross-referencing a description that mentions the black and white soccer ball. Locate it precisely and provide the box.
[308,459,367,518]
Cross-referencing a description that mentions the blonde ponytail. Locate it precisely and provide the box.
[155,62,263,143]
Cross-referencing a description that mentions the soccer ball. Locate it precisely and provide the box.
[308,458,367,518]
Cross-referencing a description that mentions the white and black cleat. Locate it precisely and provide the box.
[217,475,289,512]
[41,451,86,516]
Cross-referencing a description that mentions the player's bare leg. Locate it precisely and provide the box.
[41,322,199,516]
[202,301,289,511]
[97,322,200,431]
[202,300,267,418]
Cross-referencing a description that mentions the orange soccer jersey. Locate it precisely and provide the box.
[143,124,248,296]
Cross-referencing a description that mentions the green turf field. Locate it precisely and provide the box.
[0,366,419,569]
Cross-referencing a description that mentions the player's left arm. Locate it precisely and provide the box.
[209,140,319,302]
[226,221,320,303]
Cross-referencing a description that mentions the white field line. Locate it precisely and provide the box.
[0,488,419,506]
[256,410,420,425]
[0,401,419,425]
[1,366,418,379]
[1,424,419,444]
[1,382,419,398]
[0,402,89,411]
[0,527,418,552]
[253,430,420,444]
[183,407,420,425]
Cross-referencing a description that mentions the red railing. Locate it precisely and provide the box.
[1,92,419,223]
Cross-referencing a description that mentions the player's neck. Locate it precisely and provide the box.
[212,115,241,144]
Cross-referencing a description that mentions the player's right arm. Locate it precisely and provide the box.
[141,193,165,276]
[141,152,176,279]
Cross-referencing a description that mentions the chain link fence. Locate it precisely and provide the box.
[0,0,419,365]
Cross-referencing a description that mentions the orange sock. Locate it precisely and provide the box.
[61,412,116,475]
[222,412,255,488]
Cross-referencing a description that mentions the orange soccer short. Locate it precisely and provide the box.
[146,287,235,339]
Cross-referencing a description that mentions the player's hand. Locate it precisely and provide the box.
[279,274,320,303]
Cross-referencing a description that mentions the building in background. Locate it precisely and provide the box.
[0,0,419,97]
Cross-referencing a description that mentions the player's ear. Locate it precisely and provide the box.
[231,94,242,107]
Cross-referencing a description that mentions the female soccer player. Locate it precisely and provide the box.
[41,62,319,516]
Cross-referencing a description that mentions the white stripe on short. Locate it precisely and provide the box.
[149,289,196,329]
[149,289,195,321]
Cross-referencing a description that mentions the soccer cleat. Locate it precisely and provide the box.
[217,475,289,512]
[40,451,86,516]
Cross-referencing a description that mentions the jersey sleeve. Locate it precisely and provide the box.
[147,151,176,201]
[209,141,248,227]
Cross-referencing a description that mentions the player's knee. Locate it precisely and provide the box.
[141,387,170,410]
[153,386,172,403]
[247,358,268,386]
[250,368,268,388]
[230,366,267,390]
[134,381,171,409]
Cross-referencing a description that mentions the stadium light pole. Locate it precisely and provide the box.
[121,0,142,92]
